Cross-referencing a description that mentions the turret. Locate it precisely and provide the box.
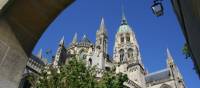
[96,17,108,55]
[71,32,78,45]
[59,36,65,46]
[52,36,67,68]
[166,48,185,88]
[113,9,146,88]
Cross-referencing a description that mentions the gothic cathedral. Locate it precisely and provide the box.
[52,11,186,88]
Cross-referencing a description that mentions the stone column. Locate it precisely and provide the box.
[0,18,27,88]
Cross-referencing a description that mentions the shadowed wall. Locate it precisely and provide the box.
[0,0,74,88]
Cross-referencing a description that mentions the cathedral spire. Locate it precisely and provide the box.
[37,49,43,59]
[166,48,175,66]
[59,36,65,46]
[99,17,107,34]
[72,32,78,44]
[167,48,172,58]
[83,34,86,39]
[121,4,128,25]
[167,48,173,60]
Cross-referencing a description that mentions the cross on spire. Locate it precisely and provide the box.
[121,3,128,25]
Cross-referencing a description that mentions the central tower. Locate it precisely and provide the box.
[113,12,146,87]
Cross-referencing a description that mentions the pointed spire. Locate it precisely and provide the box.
[37,49,43,59]
[81,34,90,43]
[72,32,78,44]
[121,4,128,25]
[83,34,86,39]
[99,17,107,34]
[166,48,174,66]
[167,48,173,59]
[59,36,65,46]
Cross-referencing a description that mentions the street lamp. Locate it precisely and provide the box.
[151,0,164,17]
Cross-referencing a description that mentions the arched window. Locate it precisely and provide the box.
[100,38,102,44]
[160,84,172,88]
[119,49,124,62]
[96,45,101,49]
[79,49,87,59]
[126,33,130,42]
[128,48,133,58]
[120,34,124,43]
[89,58,92,65]
[133,46,139,57]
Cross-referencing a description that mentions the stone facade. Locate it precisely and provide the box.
[52,12,186,88]
[18,49,48,88]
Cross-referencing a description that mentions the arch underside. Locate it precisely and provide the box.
[4,0,74,55]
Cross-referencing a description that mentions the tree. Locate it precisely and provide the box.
[98,71,128,88]
[36,57,97,88]
[35,57,128,88]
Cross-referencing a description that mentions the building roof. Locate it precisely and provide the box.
[118,8,133,33]
[145,68,171,83]
[80,35,91,43]
[30,55,46,65]
[118,24,132,33]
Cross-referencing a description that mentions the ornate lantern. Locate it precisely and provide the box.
[151,0,164,17]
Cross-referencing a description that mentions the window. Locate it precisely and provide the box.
[126,33,130,42]
[79,49,86,59]
[105,67,111,71]
[119,49,124,62]
[128,48,133,58]
[100,38,102,44]
[96,46,101,49]
[89,58,92,65]
[121,37,124,43]
[120,34,124,43]
[160,84,172,88]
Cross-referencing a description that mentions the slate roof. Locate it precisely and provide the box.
[145,68,171,83]
[30,55,45,65]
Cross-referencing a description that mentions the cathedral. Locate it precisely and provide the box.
[51,11,186,88]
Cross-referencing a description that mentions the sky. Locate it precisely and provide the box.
[32,0,199,87]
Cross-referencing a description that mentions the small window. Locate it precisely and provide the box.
[121,37,124,43]
[126,33,130,42]
[160,84,172,88]
[100,38,102,44]
[128,48,133,58]
[105,67,111,71]
[120,34,124,43]
[119,49,125,62]
[89,58,92,65]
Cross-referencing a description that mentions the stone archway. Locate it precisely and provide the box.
[0,0,74,88]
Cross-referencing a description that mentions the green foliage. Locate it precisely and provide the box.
[182,43,200,77]
[182,43,191,59]
[35,57,128,88]
[98,72,128,88]
[60,58,97,88]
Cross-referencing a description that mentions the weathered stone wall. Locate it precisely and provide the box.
[0,18,27,88]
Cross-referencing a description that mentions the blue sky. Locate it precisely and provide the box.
[33,0,199,87]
